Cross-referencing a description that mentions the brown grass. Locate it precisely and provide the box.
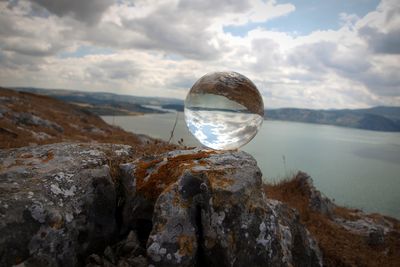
[264,173,400,267]
[0,87,178,157]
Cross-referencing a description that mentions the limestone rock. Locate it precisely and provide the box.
[12,112,64,133]
[124,149,322,267]
[0,142,133,266]
[84,230,147,267]
[1,144,324,267]
[296,172,334,216]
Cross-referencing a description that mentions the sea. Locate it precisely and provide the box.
[102,112,400,219]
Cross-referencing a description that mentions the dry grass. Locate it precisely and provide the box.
[0,87,178,157]
[264,173,400,267]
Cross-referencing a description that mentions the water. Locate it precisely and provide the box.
[103,113,400,219]
[185,109,263,150]
[184,71,264,150]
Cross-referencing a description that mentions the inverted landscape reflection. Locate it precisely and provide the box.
[185,108,264,150]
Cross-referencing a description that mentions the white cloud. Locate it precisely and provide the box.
[0,0,399,109]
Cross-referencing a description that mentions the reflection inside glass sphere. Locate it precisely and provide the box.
[184,71,264,150]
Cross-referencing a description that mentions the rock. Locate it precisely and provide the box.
[12,112,64,133]
[84,229,146,267]
[120,231,141,254]
[123,149,322,267]
[334,214,393,247]
[266,200,322,266]
[87,254,103,265]
[104,246,116,264]
[1,144,323,266]
[335,214,393,235]
[126,255,147,267]
[119,162,155,237]
[368,227,385,246]
[0,142,133,266]
[296,172,334,216]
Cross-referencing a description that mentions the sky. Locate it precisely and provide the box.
[0,0,399,109]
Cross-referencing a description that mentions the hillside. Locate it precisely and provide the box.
[12,87,181,116]
[266,107,400,132]
[0,87,177,154]
[265,173,400,267]
[11,87,400,132]
[162,104,400,132]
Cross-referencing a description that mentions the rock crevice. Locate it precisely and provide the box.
[124,149,322,267]
[0,143,322,267]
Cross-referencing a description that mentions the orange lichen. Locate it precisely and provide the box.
[134,151,215,201]
[171,186,190,209]
[41,151,54,163]
[206,171,234,189]
[178,234,195,256]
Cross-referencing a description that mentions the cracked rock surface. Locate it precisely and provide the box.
[123,149,322,267]
[0,143,133,266]
[0,144,322,267]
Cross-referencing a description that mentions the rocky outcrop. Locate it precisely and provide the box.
[0,143,133,266]
[122,149,322,267]
[294,172,335,216]
[12,112,64,133]
[0,144,322,267]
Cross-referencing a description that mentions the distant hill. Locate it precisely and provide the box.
[10,87,400,132]
[266,107,400,132]
[12,87,182,116]
[162,103,400,132]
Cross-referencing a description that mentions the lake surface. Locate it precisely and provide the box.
[102,113,400,219]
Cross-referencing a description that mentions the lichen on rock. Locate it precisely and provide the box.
[0,143,133,266]
[1,143,324,267]
[123,149,323,267]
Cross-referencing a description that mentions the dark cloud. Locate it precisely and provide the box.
[0,51,44,71]
[358,2,400,54]
[2,40,66,57]
[121,4,223,60]
[86,60,139,81]
[286,40,400,97]
[0,14,20,37]
[177,0,251,16]
[31,0,113,24]
[359,68,400,97]
[359,26,400,54]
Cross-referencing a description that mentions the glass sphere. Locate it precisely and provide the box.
[184,71,264,150]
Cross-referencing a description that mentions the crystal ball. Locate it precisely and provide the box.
[184,71,264,150]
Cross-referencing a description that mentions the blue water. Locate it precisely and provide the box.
[102,113,400,219]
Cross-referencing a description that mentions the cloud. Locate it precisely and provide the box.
[86,59,139,81]
[0,0,399,109]
[359,26,400,54]
[31,0,114,24]
[0,2,72,56]
[120,4,222,60]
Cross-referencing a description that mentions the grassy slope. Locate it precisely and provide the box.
[265,173,400,267]
[0,87,177,155]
